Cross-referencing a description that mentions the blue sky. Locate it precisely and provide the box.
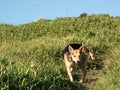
[0,0,120,25]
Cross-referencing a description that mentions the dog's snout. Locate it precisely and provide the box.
[76,60,80,64]
[77,60,81,64]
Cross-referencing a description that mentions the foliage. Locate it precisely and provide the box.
[0,13,120,90]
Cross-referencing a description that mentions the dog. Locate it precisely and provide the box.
[63,43,95,83]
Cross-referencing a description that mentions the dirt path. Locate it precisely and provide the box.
[82,68,107,90]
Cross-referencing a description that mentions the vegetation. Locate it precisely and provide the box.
[0,13,120,90]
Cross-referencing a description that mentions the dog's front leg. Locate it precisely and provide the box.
[79,69,87,83]
[66,65,74,83]
[64,54,74,83]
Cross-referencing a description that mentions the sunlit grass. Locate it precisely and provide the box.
[0,14,120,89]
[92,45,120,90]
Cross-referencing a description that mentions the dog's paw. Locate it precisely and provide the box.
[70,80,76,84]
[79,79,87,83]
[79,79,83,83]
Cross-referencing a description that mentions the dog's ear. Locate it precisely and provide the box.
[79,45,89,55]
[68,45,74,53]
[83,46,89,55]
[79,45,84,53]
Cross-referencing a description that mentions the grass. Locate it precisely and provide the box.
[0,14,120,90]
[0,37,87,90]
[92,45,120,90]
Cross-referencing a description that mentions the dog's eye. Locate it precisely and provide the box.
[73,55,76,57]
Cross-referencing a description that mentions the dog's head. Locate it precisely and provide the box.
[68,45,83,63]
[68,44,94,63]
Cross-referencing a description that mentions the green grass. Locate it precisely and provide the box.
[0,13,120,90]
[92,45,120,90]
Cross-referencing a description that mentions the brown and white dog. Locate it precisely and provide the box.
[63,43,95,83]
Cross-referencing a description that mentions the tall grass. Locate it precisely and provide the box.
[0,14,120,90]
[92,45,120,90]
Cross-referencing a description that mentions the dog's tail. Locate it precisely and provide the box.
[89,52,95,60]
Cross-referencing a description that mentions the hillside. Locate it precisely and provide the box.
[0,13,120,90]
